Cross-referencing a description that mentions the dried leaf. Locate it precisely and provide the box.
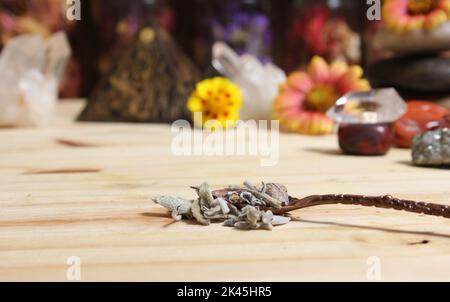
[153,196,192,216]
[272,215,291,226]
[199,182,215,207]
[241,206,262,228]
[234,222,257,230]
[216,197,230,214]
[191,198,211,226]
[265,183,290,206]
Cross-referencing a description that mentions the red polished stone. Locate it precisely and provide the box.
[436,114,450,129]
[394,101,449,148]
[338,123,395,156]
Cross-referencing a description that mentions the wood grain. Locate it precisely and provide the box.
[0,100,449,281]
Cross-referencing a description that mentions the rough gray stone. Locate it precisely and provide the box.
[412,128,450,166]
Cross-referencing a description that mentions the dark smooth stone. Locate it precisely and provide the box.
[338,123,395,156]
[368,56,450,93]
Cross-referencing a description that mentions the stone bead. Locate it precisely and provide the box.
[338,123,395,156]
[412,128,450,166]
[394,101,449,148]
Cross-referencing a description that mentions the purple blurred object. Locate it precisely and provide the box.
[195,0,272,67]
[210,12,272,62]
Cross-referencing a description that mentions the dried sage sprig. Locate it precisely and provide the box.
[153,181,291,230]
[153,181,450,231]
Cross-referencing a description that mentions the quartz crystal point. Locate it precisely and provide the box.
[326,88,407,125]
[412,128,450,166]
[0,32,70,127]
[327,88,406,155]
[213,42,286,121]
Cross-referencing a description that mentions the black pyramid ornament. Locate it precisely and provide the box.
[78,26,201,123]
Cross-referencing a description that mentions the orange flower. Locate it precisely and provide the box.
[274,56,370,135]
[383,0,450,33]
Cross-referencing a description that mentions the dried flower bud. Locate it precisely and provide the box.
[227,192,242,204]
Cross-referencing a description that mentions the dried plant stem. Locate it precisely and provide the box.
[234,186,282,209]
[274,195,450,219]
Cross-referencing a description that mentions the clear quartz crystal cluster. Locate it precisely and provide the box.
[212,42,286,121]
[327,88,407,124]
[153,181,291,231]
[0,33,71,127]
[412,128,450,166]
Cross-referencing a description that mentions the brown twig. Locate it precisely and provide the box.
[272,195,450,219]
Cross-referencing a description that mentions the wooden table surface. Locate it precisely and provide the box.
[0,100,449,282]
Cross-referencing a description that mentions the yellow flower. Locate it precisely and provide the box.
[274,56,370,135]
[383,0,450,33]
[188,77,243,129]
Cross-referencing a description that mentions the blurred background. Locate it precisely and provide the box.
[1,1,449,163]
[0,0,370,98]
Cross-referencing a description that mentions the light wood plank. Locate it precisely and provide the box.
[0,100,449,281]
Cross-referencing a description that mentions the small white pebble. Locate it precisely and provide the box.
[272,215,291,226]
